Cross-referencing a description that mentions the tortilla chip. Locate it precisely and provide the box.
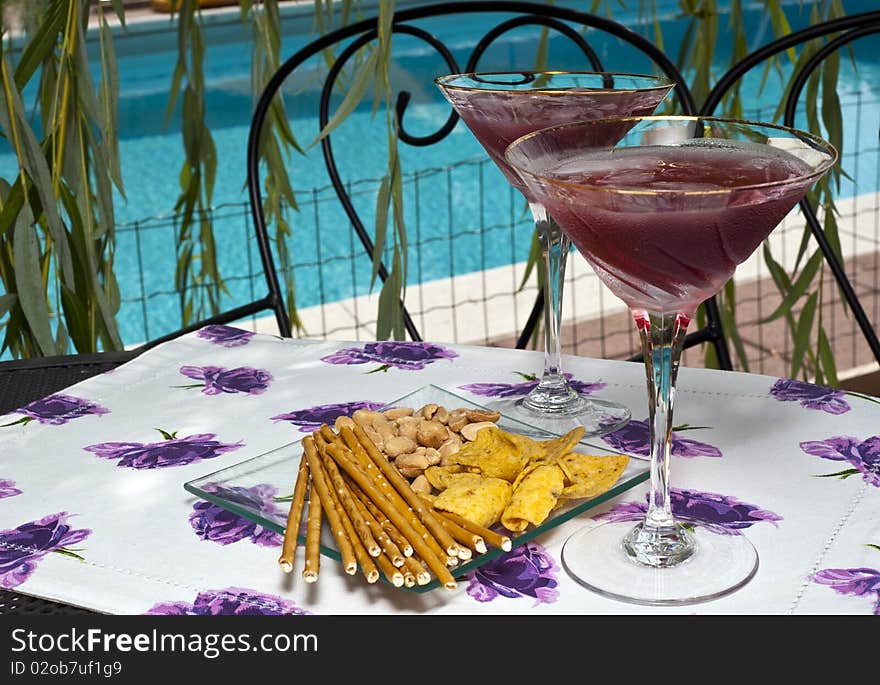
[447,426,527,482]
[501,464,566,532]
[505,432,547,463]
[432,475,512,528]
[557,452,629,499]
[536,426,586,463]
[423,464,465,491]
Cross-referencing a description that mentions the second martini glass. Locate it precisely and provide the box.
[436,71,673,436]
[505,116,836,604]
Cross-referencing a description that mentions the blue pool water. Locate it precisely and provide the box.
[2,0,879,346]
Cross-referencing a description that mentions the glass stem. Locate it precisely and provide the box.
[538,210,569,383]
[522,203,580,410]
[623,309,695,567]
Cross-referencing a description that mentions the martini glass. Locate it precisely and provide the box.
[505,115,836,605]
[436,72,674,437]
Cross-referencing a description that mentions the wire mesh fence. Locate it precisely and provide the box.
[54,88,880,388]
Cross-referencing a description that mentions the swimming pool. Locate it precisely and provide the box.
[3,0,879,347]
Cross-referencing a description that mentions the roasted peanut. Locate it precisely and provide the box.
[460,421,497,441]
[384,435,418,457]
[446,408,468,433]
[383,407,414,420]
[438,436,462,463]
[465,408,501,424]
[418,403,439,420]
[395,451,431,471]
[417,420,448,449]
[410,474,432,494]
[352,409,384,425]
[424,448,441,466]
[395,416,421,442]
[397,466,426,479]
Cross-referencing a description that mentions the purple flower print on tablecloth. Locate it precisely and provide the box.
[0,513,91,589]
[321,341,458,372]
[271,401,385,433]
[813,567,880,614]
[466,540,559,606]
[84,429,244,469]
[460,372,606,399]
[178,365,272,395]
[799,435,880,487]
[594,488,782,536]
[600,419,722,459]
[0,479,22,499]
[145,587,310,616]
[190,483,283,547]
[1,394,109,428]
[770,378,851,415]
[196,325,255,347]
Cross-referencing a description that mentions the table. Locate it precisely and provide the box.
[1,325,878,616]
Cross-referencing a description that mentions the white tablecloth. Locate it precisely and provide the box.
[1,325,878,615]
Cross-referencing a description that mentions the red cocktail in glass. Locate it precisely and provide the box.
[436,72,673,436]
[505,116,837,605]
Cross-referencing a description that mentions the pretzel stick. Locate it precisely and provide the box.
[402,569,416,588]
[303,436,358,575]
[313,431,382,557]
[349,488,407,567]
[319,464,379,584]
[403,556,432,586]
[339,426,406,506]
[278,453,310,573]
[351,424,463,558]
[437,514,486,555]
[436,510,512,552]
[302,487,322,583]
[374,551,405,587]
[324,442,457,590]
[351,486,413,558]
[319,424,348,451]
[336,428,447,561]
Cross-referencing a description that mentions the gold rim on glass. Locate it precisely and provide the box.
[434,70,674,96]
[504,114,839,196]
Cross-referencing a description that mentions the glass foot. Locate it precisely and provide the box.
[561,520,758,606]
[514,394,631,438]
[481,395,630,439]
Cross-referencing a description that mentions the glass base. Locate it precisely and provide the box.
[516,386,631,437]
[561,520,758,606]
[480,395,630,438]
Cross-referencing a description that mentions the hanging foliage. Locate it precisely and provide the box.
[0,0,856,390]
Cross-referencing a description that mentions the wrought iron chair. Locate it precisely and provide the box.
[245,0,734,369]
[701,11,880,372]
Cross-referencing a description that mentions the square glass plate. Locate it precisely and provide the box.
[184,384,648,593]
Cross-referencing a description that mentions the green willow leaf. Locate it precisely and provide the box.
[821,55,843,190]
[371,174,391,291]
[12,0,67,91]
[761,249,824,324]
[109,0,127,27]
[13,211,56,356]
[1,53,68,278]
[59,281,91,352]
[375,251,403,341]
[816,325,839,387]
[0,293,17,318]
[73,33,101,128]
[790,290,818,379]
[314,48,378,144]
[720,278,750,372]
[98,12,125,196]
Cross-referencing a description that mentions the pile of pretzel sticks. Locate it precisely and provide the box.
[277,422,512,590]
